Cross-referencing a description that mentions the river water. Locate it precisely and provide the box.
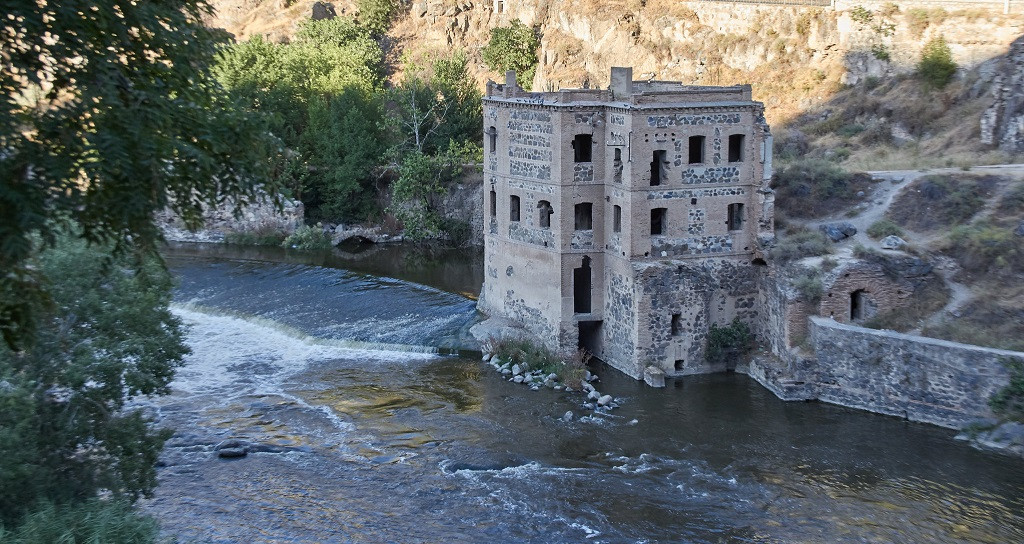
[141,242,1024,543]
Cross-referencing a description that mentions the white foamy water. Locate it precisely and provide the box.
[171,305,436,397]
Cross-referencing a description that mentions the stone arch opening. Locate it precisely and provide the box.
[537,200,553,228]
[851,289,868,321]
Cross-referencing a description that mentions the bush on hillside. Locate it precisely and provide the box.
[772,159,873,218]
[768,229,833,263]
[866,219,904,240]
[482,21,540,89]
[887,174,996,231]
[917,36,957,89]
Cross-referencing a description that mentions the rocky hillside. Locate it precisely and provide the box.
[206,0,1024,125]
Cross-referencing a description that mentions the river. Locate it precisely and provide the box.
[140,242,1024,543]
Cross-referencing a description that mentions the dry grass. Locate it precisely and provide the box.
[887,174,1000,232]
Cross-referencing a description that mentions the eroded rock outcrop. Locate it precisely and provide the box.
[157,194,304,243]
[981,35,1024,153]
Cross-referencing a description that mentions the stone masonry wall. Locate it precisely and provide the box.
[808,317,1023,429]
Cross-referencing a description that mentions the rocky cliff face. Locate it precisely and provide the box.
[157,195,304,243]
[981,34,1024,153]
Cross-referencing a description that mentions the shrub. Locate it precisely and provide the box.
[866,219,903,239]
[772,159,873,218]
[888,174,994,231]
[769,229,833,263]
[792,271,824,303]
[706,319,755,365]
[482,20,540,89]
[917,36,957,89]
[0,500,161,544]
[945,221,1023,275]
[356,0,398,36]
[989,357,1024,422]
[224,224,289,246]
[281,224,334,250]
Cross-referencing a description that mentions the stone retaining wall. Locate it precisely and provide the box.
[806,317,1023,428]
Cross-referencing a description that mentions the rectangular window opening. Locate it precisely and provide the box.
[671,314,682,336]
[651,208,666,236]
[688,136,705,164]
[573,134,593,162]
[510,195,521,222]
[613,205,622,233]
[489,190,496,217]
[727,203,744,231]
[538,200,552,229]
[728,134,745,163]
[487,126,497,154]
[574,202,593,230]
[650,150,666,186]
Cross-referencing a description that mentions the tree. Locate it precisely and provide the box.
[917,36,957,89]
[0,236,187,526]
[1,0,278,348]
[481,20,540,90]
[357,0,399,36]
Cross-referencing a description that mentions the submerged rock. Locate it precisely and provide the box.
[597,395,614,407]
[562,411,574,422]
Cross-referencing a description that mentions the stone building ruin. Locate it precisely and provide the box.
[477,67,775,383]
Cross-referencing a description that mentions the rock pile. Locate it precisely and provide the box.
[480,351,622,413]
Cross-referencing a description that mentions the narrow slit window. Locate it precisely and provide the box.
[613,148,623,183]
[727,203,744,231]
[728,134,745,163]
[650,150,666,186]
[671,314,682,336]
[489,190,496,217]
[487,126,497,154]
[573,134,593,162]
[688,136,705,164]
[510,195,520,222]
[651,208,667,236]
[613,205,622,233]
[574,202,593,230]
[537,200,553,229]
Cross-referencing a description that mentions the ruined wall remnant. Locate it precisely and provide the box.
[156,194,304,243]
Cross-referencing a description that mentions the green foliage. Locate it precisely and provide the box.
[918,36,957,89]
[772,159,872,218]
[482,20,541,90]
[282,225,334,250]
[224,226,290,246]
[889,174,992,231]
[870,43,891,62]
[706,319,755,365]
[390,142,478,243]
[0,500,161,544]
[990,358,1024,422]
[482,337,590,389]
[301,89,387,222]
[1,0,277,349]
[357,0,399,36]
[0,236,186,525]
[866,219,904,239]
[850,6,874,25]
[769,229,833,263]
[793,271,824,303]
[945,221,1023,274]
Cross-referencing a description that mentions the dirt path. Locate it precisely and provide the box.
[800,163,1024,329]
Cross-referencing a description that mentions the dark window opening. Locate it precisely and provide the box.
[851,289,867,321]
[613,148,623,183]
[651,208,667,236]
[674,359,684,372]
[752,257,767,266]
[727,203,744,231]
[573,256,592,313]
[690,198,697,205]
[537,200,553,229]
[573,134,593,162]
[671,314,682,336]
[650,150,666,186]
[688,136,705,164]
[510,195,520,222]
[487,126,497,153]
[613,205,622,233]
[575,203,593,230]
[489,190,496,217]
[728,134,745,163]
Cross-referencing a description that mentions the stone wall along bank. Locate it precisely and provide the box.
[805,316,1023,429]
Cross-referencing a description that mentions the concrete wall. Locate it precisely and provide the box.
[806,317,1022,428]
